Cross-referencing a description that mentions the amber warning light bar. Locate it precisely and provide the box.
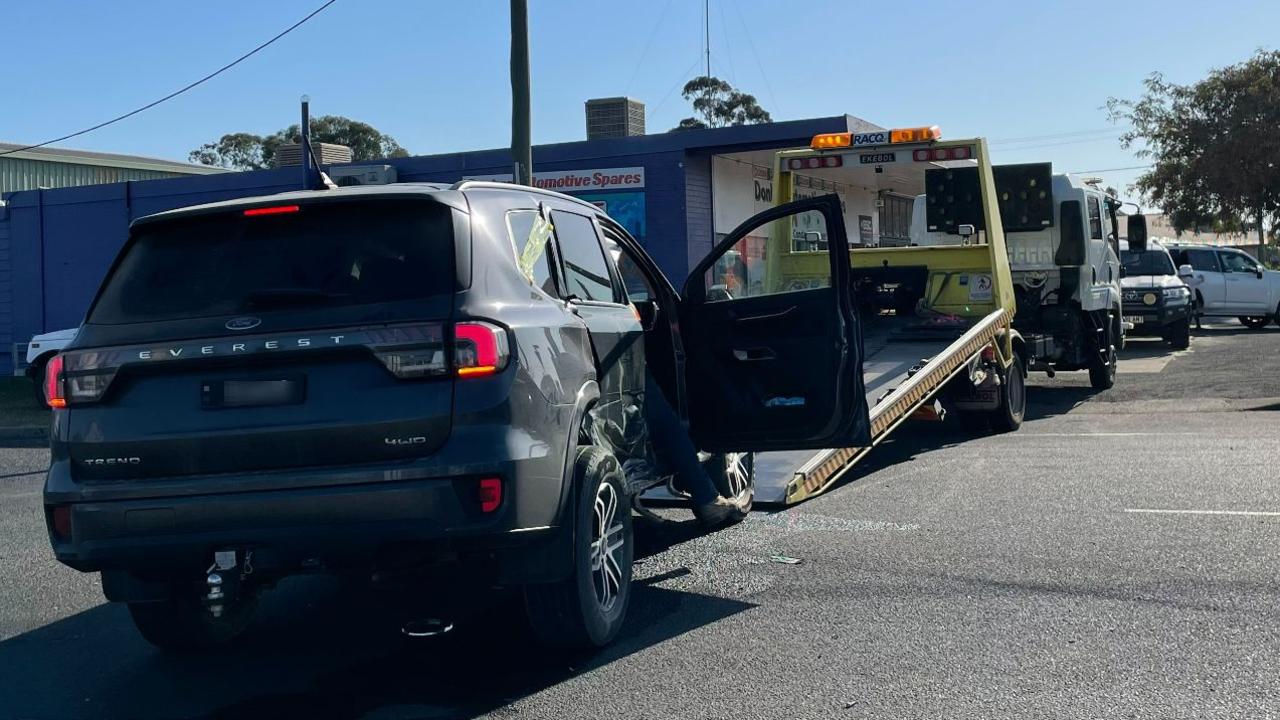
[810,126,942,150]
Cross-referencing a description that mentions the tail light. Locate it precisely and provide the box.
[981,345,997,362]
[454,322,510,378]
[478,477,503,513]
[45,354,66,408]
[58,350,118,405]
[370,324,449,379]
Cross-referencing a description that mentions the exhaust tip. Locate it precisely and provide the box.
[401,618,454,638]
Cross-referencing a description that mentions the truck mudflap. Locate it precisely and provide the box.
[754,308,1011,506]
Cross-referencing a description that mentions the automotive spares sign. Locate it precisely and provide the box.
[464,167,645,192]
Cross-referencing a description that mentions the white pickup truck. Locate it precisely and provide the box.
[24,328,78,407]
[1164,243,1280,328]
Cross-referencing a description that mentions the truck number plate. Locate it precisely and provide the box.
[859,152,896,165]
[1124,315,1144,324]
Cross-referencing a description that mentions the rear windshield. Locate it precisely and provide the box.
[90,199,454,324]
[1121,248,1175,276]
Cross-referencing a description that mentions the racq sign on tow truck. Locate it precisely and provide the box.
[464,167,645,191]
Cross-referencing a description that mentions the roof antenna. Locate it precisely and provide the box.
[300,94,337,190]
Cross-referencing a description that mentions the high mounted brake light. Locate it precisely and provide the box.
[243,205,301,217]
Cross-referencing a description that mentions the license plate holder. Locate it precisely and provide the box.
[202,376,306,409]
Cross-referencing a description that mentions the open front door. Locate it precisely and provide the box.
[680,195,870,452]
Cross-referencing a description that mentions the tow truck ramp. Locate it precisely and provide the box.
[755,308,1010,506]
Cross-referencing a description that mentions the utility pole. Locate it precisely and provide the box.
[510,0,532,186]
[703,0,712,127]
[300,94,312,190]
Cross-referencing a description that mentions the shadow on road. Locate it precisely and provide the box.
[0,573,753,720]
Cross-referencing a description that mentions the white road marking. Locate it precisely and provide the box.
[1023,432,1196,437]
[1125,508,1280,517]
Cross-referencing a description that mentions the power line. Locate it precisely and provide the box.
[1067,164,1153,174]
[990,128,1126,145]
[624,0,676,95]
[651,55,705,117]
[992,135,1130,152]
[0,0,339,158]
[730,0,779,117]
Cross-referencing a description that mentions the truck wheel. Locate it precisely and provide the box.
[988,355,1025,433]
[705,451,754,522]
[1166,318,1191,349]
[525,445,633,649]
[1238,316,1270,330]
[1088,322,1116,391]
[128,594,256,652]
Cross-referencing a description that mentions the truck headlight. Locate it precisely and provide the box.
[1163,287,1189,304]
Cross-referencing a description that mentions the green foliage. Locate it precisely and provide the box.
[673,76,772,131]
[1107,50,1280,242]
[189,116,409,170]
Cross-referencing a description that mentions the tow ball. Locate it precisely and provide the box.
[204,549,253,618]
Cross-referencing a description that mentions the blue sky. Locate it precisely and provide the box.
[5,0,1279,206]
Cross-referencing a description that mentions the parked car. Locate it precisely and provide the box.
[1119,240,1192,348]
[42,182,870,652]
[1166,243,1280,329]
[24,327,78,407]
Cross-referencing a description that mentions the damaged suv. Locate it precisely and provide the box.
[43,182,872,651]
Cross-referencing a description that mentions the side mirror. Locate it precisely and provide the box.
[1119,265,1127,279]
[1258,268,1265,279]
[1178,263,1194,278]
[1127,214,1149,253]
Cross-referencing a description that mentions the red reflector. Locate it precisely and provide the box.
[478,477,502,513]
[45,354,66,408]
[243,205,300,217]
[50,505,72,541]
[952,146,972,160]
[913,149,931,162]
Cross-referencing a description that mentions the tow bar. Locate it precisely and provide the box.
[204,549,252,618]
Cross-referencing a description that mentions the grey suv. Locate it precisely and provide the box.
[43,182,873,651]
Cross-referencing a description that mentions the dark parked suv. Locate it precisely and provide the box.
[43,181,873,651]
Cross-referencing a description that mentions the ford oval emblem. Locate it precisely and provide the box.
[225,316,262,331]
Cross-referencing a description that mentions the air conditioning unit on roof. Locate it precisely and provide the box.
[274,142,353,168]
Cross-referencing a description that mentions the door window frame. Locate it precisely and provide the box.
[548,208,627,307]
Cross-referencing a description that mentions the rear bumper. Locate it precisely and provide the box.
[48,476,569,581]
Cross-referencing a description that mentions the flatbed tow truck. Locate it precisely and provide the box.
[676,126,1026,506]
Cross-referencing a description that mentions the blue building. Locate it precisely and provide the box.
[0,115,879,372]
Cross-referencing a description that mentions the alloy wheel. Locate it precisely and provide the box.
[590,482,625,612]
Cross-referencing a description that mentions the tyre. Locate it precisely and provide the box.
[987,354,1026,433]
[705,451,754,521]
[1165,318,1191,350]
[128,593,256,652]
[1088,320,1116,391]
[1238,316,1270,330]
[525,445,633,649]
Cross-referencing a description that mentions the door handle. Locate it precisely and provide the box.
[731,306,797,323]
[733,347,776,362]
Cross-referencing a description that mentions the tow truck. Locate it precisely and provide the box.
[913,167,1131,390]
[674,126,1028,506]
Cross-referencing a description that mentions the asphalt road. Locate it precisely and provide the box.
[3,323,1279,719]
